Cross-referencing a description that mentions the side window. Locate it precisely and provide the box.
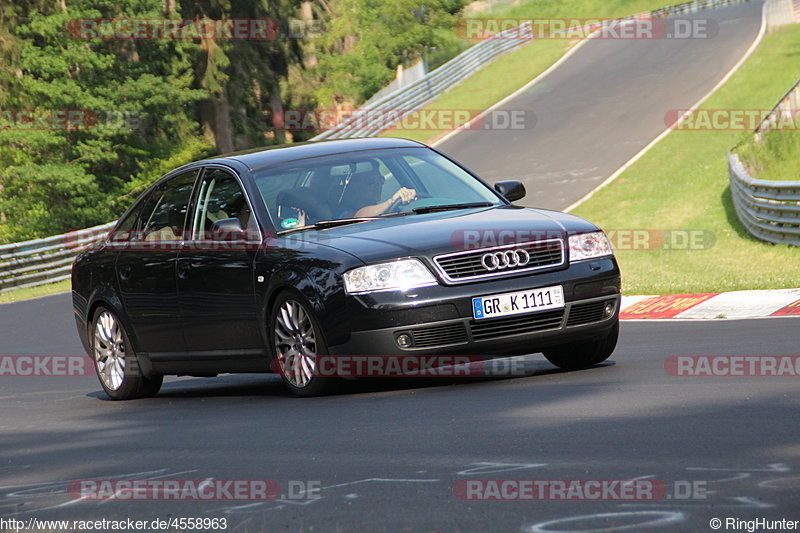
[191,168,254,240]
[139,170,197,242]
[111,197,147,242]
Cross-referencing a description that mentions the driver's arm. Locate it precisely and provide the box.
[355,187,416,217]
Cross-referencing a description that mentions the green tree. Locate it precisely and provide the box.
[0,0,466,243]
[179,0,303,152]
[0,0,206,242]
[309,0,465,106]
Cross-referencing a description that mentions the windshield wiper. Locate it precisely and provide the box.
[377,210,415,218]
[411,202,496,215]
[278,217,378,235]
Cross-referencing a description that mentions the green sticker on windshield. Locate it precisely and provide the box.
[281,218,299,229]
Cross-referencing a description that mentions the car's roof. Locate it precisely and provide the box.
[198,137,427,171]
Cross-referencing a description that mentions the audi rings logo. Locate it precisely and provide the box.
[481,249,530,271]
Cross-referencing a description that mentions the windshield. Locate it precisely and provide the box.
[250,147,502,232]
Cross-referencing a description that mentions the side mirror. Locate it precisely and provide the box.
[494,180,526,202]
[210,218,246,242]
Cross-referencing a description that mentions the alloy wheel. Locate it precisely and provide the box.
[273,300,318,388]
[93,311,126,390]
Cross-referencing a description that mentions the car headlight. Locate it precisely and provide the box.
[569,231,614,261]
[344,259,438,294]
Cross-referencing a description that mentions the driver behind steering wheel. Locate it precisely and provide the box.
[338,168,416,218]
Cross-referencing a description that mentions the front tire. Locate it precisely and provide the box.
[91,307,163,400]
[270,292,335,397]
[543,322,618,371]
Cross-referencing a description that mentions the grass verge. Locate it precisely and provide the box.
[0,279,70,304]
[380,0,698,143]
[571,24,800,295]
[737,128,800,181]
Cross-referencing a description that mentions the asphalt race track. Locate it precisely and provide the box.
[1,294,799,532]
[2,2,799,532]
[439,1,765,210]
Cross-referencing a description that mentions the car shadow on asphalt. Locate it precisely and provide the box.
[90,356,616,400]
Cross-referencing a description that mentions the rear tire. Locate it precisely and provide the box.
[269,292,335,397]
[91,307,163,400]
[543,322,619,371]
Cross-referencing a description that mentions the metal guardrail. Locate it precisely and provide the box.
[312,21,534,140]
[729,152,800,245]
[0,0,758,292]
[729,77,800,246]
[754,76,800,140]
[647,0,750,15]
[0,221,116,292]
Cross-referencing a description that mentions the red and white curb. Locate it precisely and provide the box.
[620,289,800,320]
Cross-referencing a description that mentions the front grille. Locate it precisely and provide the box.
[470,309,564,341]
[434,240,565,283]
[410,323,468,348]
[566,299,615,327]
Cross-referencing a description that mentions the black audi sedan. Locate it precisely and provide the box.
[72,137,620,398]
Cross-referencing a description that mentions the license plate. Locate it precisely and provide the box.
[472,285,565,320]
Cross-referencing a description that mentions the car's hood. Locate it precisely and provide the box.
[289,205,600,264]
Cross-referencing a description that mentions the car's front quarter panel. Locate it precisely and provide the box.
[256,237,365,352]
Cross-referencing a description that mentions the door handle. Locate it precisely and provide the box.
[118,265,132,280]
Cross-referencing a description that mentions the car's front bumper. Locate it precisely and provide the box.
[329,257,620,356]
